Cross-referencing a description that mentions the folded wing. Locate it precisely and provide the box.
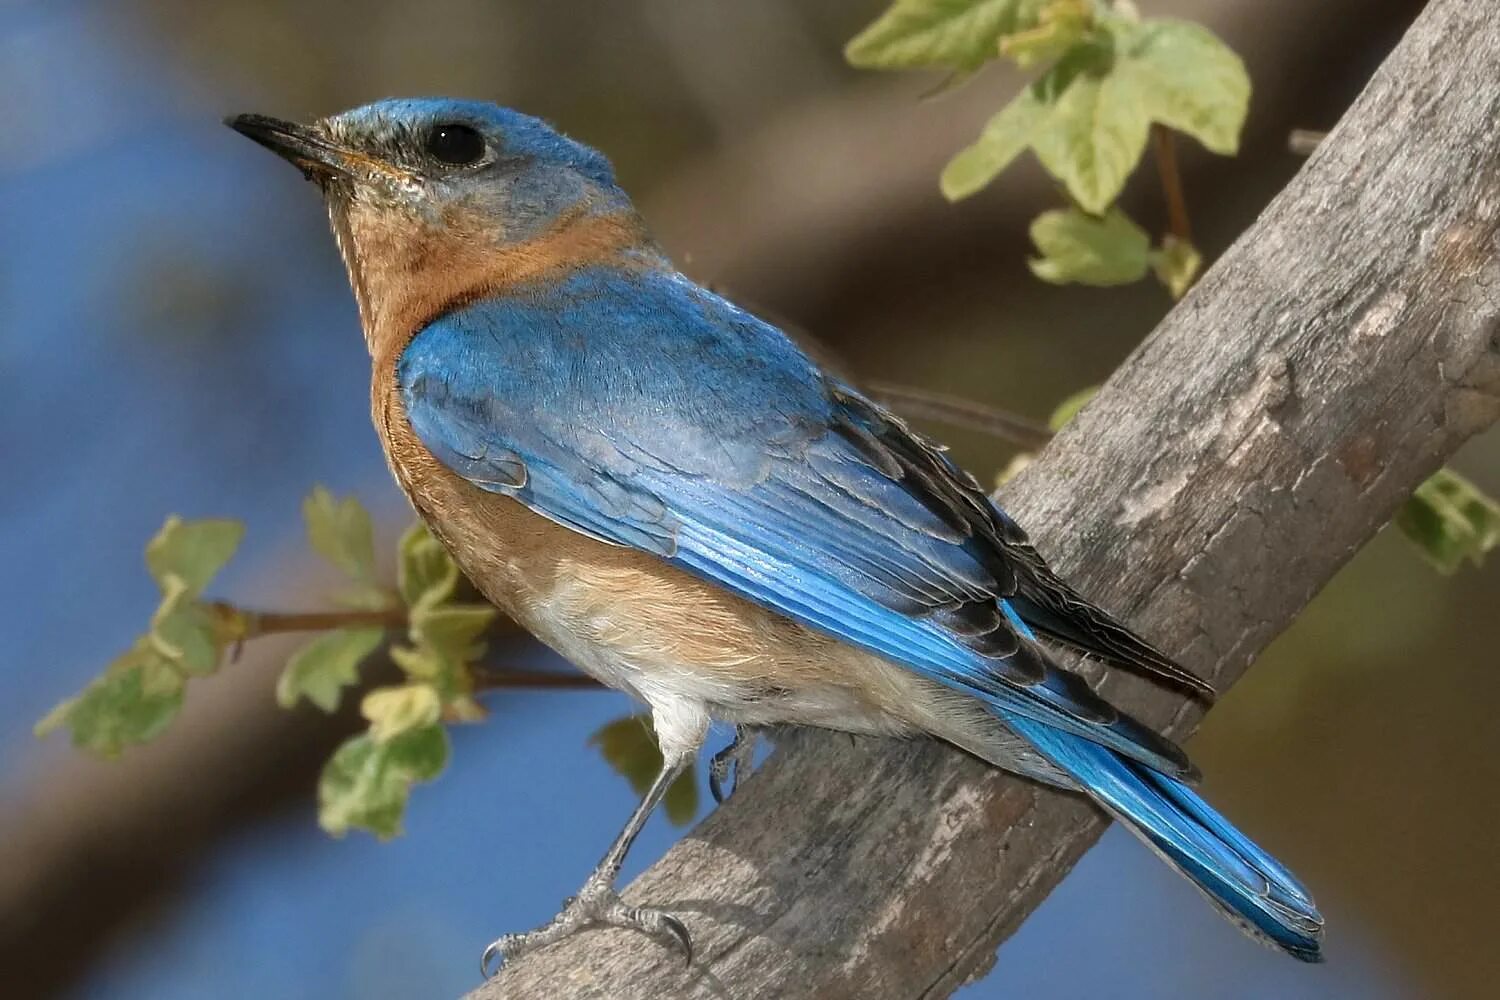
[399,267,1204,778]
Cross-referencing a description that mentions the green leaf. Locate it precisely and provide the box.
[361,683,443,744]
[589,715,700,826]
[998,0,1093,68]
[1029,48,1151,214]
[318,725,450,838]
[397,521,458,611]
[1104,16,1250,156]
[941,89,1045,200]
[35,645,185,756]
[145,515,244,596]
[1149,235,1203,299]
[334,581,398,612]
[846,0,1045,72]
[1396,468,1500,574]
[1048,385,1100,430]
[147,578,229,675]
[276,626,386,712]
[303,487,377,584]
[1027,207,1150,285]
[388,643,444,683]
[942,14,1248,207]
[944,41,1146,210]
[412,604,496,663]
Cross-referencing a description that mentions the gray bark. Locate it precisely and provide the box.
[472,1,1500,997]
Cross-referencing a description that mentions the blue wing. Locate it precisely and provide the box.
[399,266,1190,777]
[399,266,1322,960]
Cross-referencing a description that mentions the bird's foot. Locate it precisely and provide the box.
[480,874,692,977]
[708,726,758,804]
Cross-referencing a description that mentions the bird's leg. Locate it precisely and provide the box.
[481,747,696,977]
[708,725,758,804]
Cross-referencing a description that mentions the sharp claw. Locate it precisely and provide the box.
[478,890,692,975]
[480,939,504,979]
[709,726,756,805]
[660,913,694,966]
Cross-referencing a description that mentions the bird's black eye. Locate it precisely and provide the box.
[424,123,486,166]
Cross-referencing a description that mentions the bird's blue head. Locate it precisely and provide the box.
[229,98,647,346]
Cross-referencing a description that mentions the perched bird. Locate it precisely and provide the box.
[228,98,1324,973]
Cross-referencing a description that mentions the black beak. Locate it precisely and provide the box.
[225,113,360,180]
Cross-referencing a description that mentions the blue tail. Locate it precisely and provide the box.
[997,604,1324,960]
[1006,713,1324,960]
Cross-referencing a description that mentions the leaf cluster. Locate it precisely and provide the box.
[36,517,245,755]
[848,0,1247,294]
[36,489,700,839]
[280,489,499,838]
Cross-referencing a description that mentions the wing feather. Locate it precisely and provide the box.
[398,267,1204,775]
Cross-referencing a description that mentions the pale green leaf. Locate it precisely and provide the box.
[147,578,226,675]
[318,725,450,838]
[35,647,185,756]
[1030,53,1151,214]
[303,487,377,584]
[846,0,1045,72]
[589,715,700,826]
[397,521,458,611]
[443,695,488,723]
[412,604,496,663]
[276,626,385,712]
[1027,207,1150,285]
[998,0,1094,68]
[1105,16,1250,155]
[947,40,1147,210]
[941,89,1044,200]
[1149,236,1203,299]
[361,683,443,744]
[335,582,398,612]
[145,515,244,596]
[1396,468,1500,574]
[388,643,443,683]
[942,12,1247,207]
[1048,385,1100,430]
[388,604,494,707]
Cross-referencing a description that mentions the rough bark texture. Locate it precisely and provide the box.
[473,2,1500,997]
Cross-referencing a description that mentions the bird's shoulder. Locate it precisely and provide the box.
[397,265,834,479]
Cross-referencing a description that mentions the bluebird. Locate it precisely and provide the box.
[228,98,1323,973]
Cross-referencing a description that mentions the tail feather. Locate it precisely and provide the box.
[994,600,1323,961]
[1004,712,1325,961]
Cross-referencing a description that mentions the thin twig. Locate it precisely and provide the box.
[866,382,1054,451]
[1151,124,1193,244]
[212,601,593,690]
[1288,128,1328,156]
[471,666,602,691]
[231,605,409,634]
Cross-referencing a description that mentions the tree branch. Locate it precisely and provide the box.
[214,601,599,689]
[223,603,408,634]
[473,2,1500,996]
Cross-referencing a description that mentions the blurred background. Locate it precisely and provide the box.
[3,0,1496,997]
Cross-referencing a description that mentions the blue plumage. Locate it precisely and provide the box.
[998,604,1323,960]
[400,266,1195,776]
[400,262,1323,961]
[233,95,1323,971]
